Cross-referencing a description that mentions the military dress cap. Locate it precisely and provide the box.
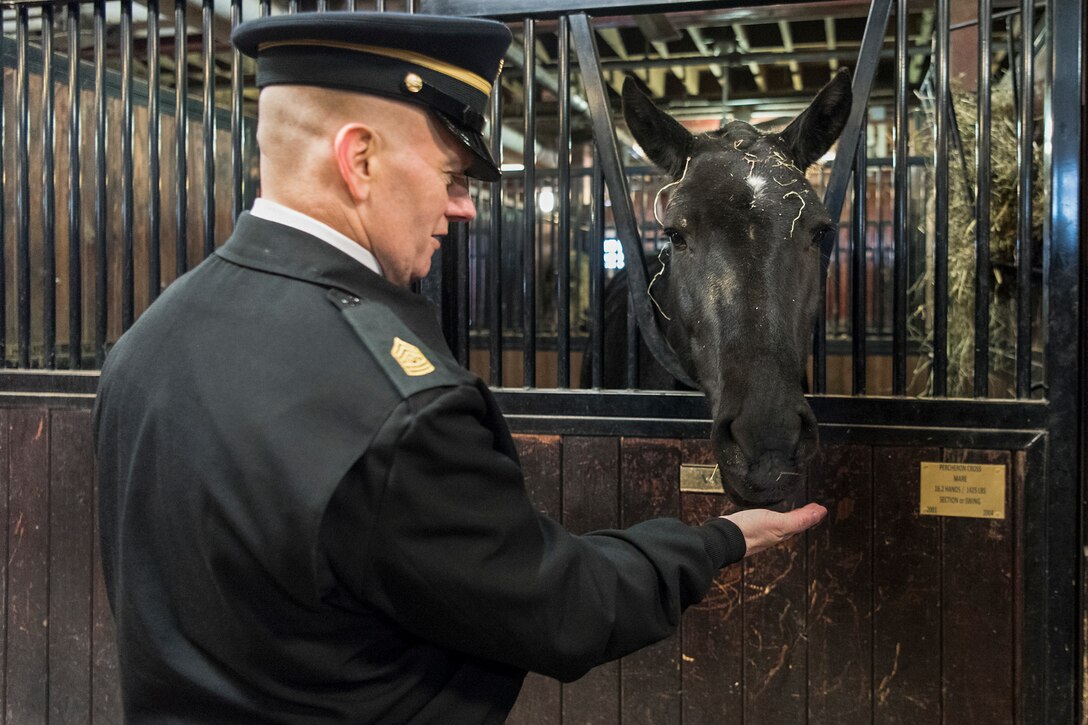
[232,12,511,181]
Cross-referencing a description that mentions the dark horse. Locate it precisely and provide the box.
[583,70,852,507]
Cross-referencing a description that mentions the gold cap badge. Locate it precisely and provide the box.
[404,72,423,93]
[390,336,435,377]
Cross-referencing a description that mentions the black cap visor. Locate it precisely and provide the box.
[435,111,500,183]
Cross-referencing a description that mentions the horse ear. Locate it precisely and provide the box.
[775,68,853,169]
[622,74,694,178]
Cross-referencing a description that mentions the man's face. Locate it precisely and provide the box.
[364,112,478,286]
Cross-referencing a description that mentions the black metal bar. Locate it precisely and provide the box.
[232,0,244,220]
[42,5,57,368]
[1014,0,1033,398]
[556,17,571,387]
[1038,0,1082,718]
[317,0,327,11]
[16,6,31,368]
[595,45,931,72]
[148,0,161,305]
[851,123,867,395]
[94,0,108,366]
[176,0,189,276]
[377,0,385,11]
[821,0,893,233]
[568,12,696,388]
[203,0,216,259]
[813,164,828,393]
[522,19,537,388]
[67,1,81,369]
[487,87,503,386]
[973,0,992,397]
[892,0,908,395]
[260,0,271,15]
[288,0,298,13]
[121,0,135,331]
[873,170,886,335]
[932,0,950,396]
[1004,16,1018,112]
[626,289,639,388]
[590,151,604,389]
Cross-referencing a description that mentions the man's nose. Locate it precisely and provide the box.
[447,183,477,222]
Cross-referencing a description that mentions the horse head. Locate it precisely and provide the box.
[622,69,852,507]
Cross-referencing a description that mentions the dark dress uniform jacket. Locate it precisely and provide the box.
[94,213,746,724]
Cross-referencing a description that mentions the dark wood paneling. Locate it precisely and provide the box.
[7,409,51,723]
[92,440,122,723]
[48,409,95,723]
[941,449,1015,724]
[507,435,563,725]
[807,443,874,724]
[0,408,9,718]
[743,473,808,723]
[679,438,743,725]
[561,436,621,725]
[872,446,942,724]
[619,438,682,724]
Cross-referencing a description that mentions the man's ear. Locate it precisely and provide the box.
[334,123,375,202]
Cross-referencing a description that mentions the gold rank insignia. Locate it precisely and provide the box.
[390,336,435,377]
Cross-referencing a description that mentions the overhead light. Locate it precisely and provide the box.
[538,186,556,214]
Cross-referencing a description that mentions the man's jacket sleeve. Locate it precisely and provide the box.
[319,382,745,682]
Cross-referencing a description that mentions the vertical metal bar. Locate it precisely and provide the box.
[590,153,604,388]
[851,124,867,395]
[288,0,298,14]
[42,5,57,368]
[176,0,189,276]
[625,289,639,388]
[67,1,82,368]
[203,0,216,259]
[231,0,243,220]
[317,0,328,11]
[932,0,950,396]
[148,0,161,304]
[16,6,31,368]
[522,19,536,387]
[94,0,108,366]
[121,0,135,331]
[973,0,992,397]
[487,87,503,386]
[1038,0,1082,719]
[874,168,885,334]
[813,168,827,393]
[1014,0,1033,397]
[556,17,571,387]
[892,0,909,394]
[1004,16,1018,111]
[457,224,470,366]
[260,0,271,16]
[376,0,385,12]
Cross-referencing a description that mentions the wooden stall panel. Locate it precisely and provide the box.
[507,434,563,725]
[743,468,809,724]
[941,449,1015,725]
[807,443,874,724]
[620,438,683,724]
[0,409,8,718]
[562,436,621,725]
[48,410,95,722]
[872,446,942,725]
[7,409,51,723]
[679,439,743,725]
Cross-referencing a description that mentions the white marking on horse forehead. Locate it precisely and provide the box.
[747,173,768,199]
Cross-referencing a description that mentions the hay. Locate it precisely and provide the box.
[908,79,1045,397]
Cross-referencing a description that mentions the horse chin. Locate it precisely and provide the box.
[719,460,808,511]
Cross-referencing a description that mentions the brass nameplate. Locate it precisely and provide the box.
[679,464,724,494]
[919,462,1006,519]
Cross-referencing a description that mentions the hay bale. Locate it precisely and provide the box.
[908,79,1045,397]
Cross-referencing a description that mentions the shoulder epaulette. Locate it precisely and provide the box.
[326,288,467,398]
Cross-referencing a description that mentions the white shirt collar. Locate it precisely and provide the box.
[249,198,383,278]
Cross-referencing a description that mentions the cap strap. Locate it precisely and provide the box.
[258,39,492,94]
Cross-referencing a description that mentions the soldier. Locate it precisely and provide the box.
[93,11,827,723]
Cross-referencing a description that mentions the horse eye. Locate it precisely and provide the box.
[664,228,688,250]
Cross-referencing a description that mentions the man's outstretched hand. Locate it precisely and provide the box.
[723,503,828,558]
